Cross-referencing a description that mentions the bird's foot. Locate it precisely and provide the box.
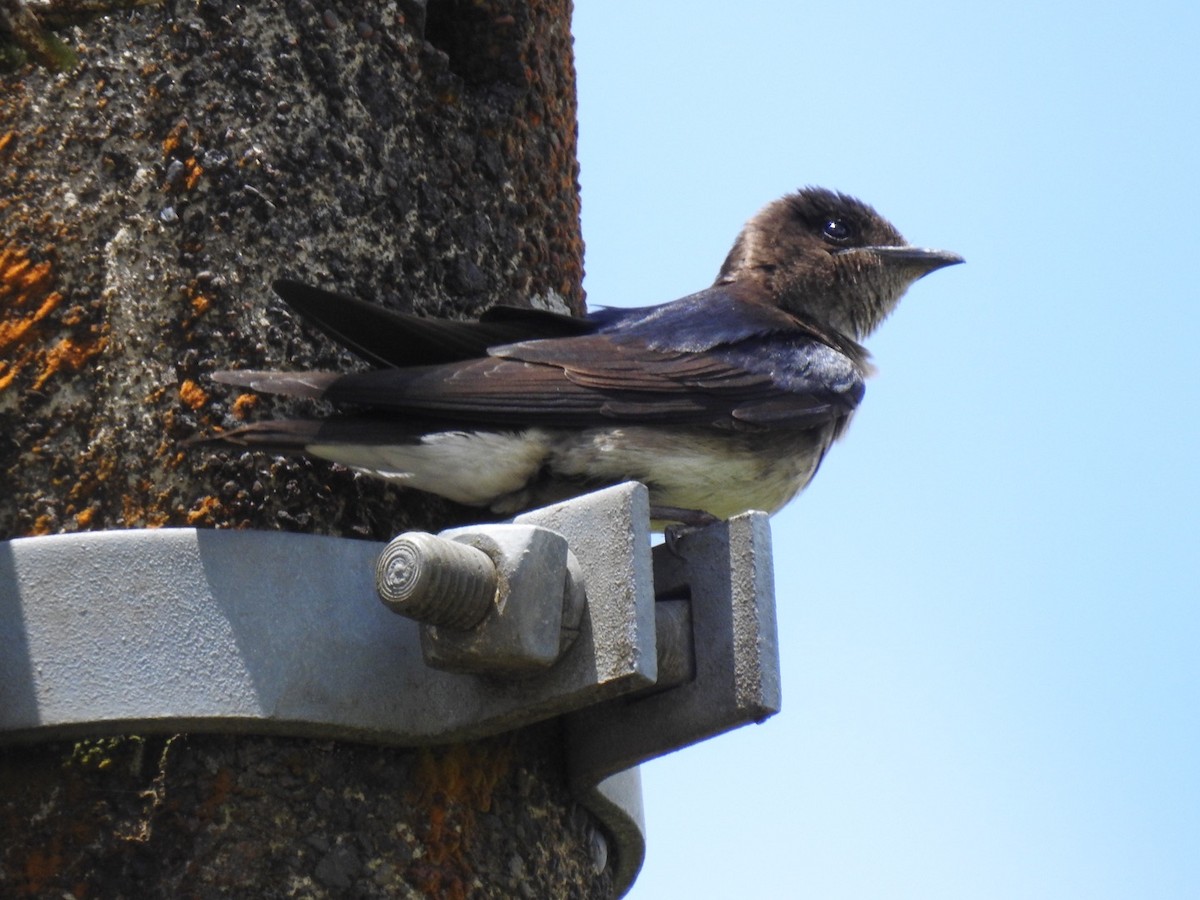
[650,505,720,529]
[651,505,722,557]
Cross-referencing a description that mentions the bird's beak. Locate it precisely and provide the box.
[853,245,965,277]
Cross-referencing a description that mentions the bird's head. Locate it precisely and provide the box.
[716,187,962,340]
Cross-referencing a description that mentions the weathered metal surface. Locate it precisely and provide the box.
[0,486,657,745]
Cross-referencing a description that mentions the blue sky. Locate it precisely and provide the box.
[573,3,1200,897]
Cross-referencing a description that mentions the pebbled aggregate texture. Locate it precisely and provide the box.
[0,0,585,542]
[0,3,611,897]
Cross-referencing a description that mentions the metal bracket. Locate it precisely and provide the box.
[0,482,780,897]
[566,512,781,894]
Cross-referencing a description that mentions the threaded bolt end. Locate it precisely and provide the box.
[375,532,497,629]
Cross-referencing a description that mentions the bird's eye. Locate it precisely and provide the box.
[822,217,854,243]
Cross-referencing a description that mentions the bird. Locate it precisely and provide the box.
[198,187,961,527]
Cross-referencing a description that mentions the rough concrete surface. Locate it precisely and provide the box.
[1,2,613,896]
[0,727,612,898]
[1,0,584,541]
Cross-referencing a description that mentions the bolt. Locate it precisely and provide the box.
[375,532,497,629]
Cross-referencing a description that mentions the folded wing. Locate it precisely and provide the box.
[216,326,864,433]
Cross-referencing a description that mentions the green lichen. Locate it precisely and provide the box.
[1,0,161,72]
[1,0,76,71]
[67,734,146,771]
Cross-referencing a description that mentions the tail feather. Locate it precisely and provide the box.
[187,418,326,452]
[191,415,434,452]
[211,370,341,399]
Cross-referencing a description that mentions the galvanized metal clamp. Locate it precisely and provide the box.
[0,483,780,896]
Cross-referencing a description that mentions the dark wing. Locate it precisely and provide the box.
[272,279,594,367]
[220,342,861,437]
[217,285,868,431]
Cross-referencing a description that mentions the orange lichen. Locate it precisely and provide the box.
[408,740,515,896]
[178,378,208,410]
[179,287,212,329]
[195,768,235,822]
[183,157,203,190]
[163,154,204,194]
[1,241,108,390]
[161,118,189,157]
[0,243,67,390]
[59,304,86,326]
[31,332,108,390]
[1,250,56,304]
[0,288,60,349]
[122,486,172,529]
[18,836,65,895]
[231,392,258,419]
[186,495,221,525]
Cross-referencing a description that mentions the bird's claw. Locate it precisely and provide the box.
[651,505,722,557]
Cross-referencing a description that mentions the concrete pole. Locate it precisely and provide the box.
[1,2,612,894]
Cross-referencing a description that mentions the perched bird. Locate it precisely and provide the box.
[200,188,961,526]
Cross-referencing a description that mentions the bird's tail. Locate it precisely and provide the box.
[188,414,441,452]
[211,370,341,400]
[185,418,326,452]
